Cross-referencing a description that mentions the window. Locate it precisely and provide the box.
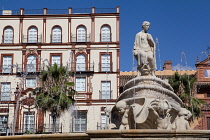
[101,114,106,130]
[101,26,111,42]
[1,83,10,101]
[27,55,36,72]
[75,78,86,92]
[49,116,59,132]
[0,116,8,133]
[73,111,87,132]
[77,26,86,42]
[76,54,86,71]
[101,81,111,99]
[52,26,61,43]
[205,69,210,77]
[26,79,36,88]
[3,27,13,43]
[2,56,12,73]
[52,55,61,66]
[24,113,34,133]
[101,54,111,71]
[28,27,37,43]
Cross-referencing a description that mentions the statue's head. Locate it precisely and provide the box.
[157,100,171,115]
[116,100,127,113]
[142,21,150,32]
[178,108,192,120]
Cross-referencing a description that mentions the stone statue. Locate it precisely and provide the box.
[172,108,192,130]
[133,21,156,76]
[148,100,172,130]
[116,100,129,130]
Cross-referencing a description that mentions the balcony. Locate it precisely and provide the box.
[50,34,62,43]
[2,35,14,44]
[16,64,42,74]
[22,35,42,43]
[10,123,62,134]
[0,65,13,74]
[71,34,91,43]
[70,63,94,73]
[0,92,10,101]
[99,62,113,72]
[100,33,112,42]
[99,90,113,99]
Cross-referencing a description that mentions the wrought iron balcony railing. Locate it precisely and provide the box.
[70,63,94,72]
[99,62,113,72]
[16,64,42,73]
[71,34,91,43]
[100,33,112,42]
[2,35,14,44]
[99,90,113,99]
[0,65,13,73]
[50,34,62,43]
[0,92,10,101]
[22,35,42,43]
[6,123,62,134]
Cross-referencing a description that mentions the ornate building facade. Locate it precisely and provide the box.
[0,7,120,134]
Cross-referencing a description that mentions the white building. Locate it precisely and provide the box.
[0,7,120,134]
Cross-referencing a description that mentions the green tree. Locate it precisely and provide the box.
[33,63,76,133]
[168,72,205,120]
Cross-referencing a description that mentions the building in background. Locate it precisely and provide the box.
[194,55,210,130]
[0,7,120,134]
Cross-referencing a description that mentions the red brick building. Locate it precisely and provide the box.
[194,55,210,130]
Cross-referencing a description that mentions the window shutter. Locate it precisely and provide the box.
[4,27,13,43]
[101,26,110,42]
[101,54,110,71]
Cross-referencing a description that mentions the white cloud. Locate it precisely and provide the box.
[172,64,195,70]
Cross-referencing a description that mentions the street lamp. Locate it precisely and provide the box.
[2,119,8,136]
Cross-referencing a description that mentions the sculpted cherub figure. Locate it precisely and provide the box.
[173,108,192,130]
[148,100,171,129]
[116,100,129,130]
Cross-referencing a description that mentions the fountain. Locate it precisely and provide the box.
[86,21,210,140]
[107,21,190,130]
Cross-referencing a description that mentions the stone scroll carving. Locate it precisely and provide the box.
[111,21,191,130]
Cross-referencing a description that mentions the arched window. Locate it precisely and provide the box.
[27,55,36,72]
[76,54,86,71]
[28,27,38,43]
[77,26,86,42]
[3,27,13,43]
[52,26,62,43]
[101,25,111,42]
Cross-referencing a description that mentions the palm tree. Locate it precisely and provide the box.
[168,72,206,120]
[33,63,76,133]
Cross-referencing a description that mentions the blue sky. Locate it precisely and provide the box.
[1,0,210,71]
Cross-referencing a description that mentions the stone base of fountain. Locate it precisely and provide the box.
[0,130,210,140]
[111,76,187,130]
[87,130,210,140]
